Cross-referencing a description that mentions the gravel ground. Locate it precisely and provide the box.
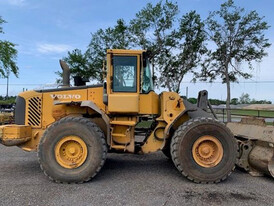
[0,145,273,206]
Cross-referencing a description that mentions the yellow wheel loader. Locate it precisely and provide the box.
[0,49,238,183]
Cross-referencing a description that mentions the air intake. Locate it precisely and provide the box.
[27,96,42,127]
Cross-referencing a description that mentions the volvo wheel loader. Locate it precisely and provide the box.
[0,49,238,183]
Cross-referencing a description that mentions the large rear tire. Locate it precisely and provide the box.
[171,117,237,183]
[38,116,107,183]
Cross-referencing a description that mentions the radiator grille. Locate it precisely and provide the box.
[27,96,42,127]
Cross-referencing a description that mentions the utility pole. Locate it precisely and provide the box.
[186,86,188,99]
[6,71,9,98]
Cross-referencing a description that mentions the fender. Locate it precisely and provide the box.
[164,99,212,138]
[54,100,110,145]
[81,101,110,145]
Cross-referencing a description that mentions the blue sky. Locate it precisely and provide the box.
[0,0,274,102]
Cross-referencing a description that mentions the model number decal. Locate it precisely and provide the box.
[50,94,81,99]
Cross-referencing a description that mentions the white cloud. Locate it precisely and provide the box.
[0,0,26,6]
[37,43,72,54]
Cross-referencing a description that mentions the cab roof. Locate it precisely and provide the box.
[107,49,146,55]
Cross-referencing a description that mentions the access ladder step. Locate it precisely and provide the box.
[112,133,127,138]
[110,121,136,126]
[111,145,126,150]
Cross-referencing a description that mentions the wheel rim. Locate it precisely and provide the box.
[55,136,88,169]
[192,135,223,168]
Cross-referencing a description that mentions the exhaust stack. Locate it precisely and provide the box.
[59,60,70,88]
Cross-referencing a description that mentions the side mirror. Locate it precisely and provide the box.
[143,52,147,67]
[143,58,147,68]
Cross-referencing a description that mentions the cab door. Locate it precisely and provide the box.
[107,54,140,113]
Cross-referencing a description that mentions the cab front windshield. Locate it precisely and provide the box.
[142,58,154,93]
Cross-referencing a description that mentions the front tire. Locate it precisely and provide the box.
[171,117,237,183]
[38,116,107,183]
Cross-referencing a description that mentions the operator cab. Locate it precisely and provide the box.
[105,49,158,114]
[111,52,154,93]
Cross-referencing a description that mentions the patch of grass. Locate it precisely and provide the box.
[0,96,16,105]
[215,109,274,118]
[232,109,274,118]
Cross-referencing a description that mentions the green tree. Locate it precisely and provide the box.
[230,98,238,105]
[0,95,16,105]
[129,0,178,87]
[63,49,98,80]
[85,19,131,82]
[239,93,251,104]
[200,0,271,121]
[0,17,5,33]
[0,16,19,78]
[158,11,207,92]
[187,97,197,104]
[208,98,226,105]
[250,97,271,104]
[62,19,131,83]
[63,2,205,92]
[130,2,206,93]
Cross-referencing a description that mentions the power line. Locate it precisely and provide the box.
[0,84,49,86]
[1,80,274,86]
[181,81,274,84]
[0,84,41,85]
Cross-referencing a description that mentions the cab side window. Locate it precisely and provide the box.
[113,56,137,92]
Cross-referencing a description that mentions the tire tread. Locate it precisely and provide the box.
[38,116,107,184]
[170,117,236,184]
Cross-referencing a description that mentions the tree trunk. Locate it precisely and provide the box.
[166,76,172,92]
[226,80,231,122]
[225,66,231,122]
[176,74,185,94]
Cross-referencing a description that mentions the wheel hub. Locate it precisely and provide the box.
[192,135,223,168]
[55,136,88,169]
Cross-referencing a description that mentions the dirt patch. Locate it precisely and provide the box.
[244,104,274,110]
[229,192,257,201]
[204,192,226,204]
[182,191,197,201]
[181,190,258,204]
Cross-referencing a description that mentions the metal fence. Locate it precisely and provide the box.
[213,108,274,125]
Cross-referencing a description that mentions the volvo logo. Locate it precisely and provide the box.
[50,94,81,100]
